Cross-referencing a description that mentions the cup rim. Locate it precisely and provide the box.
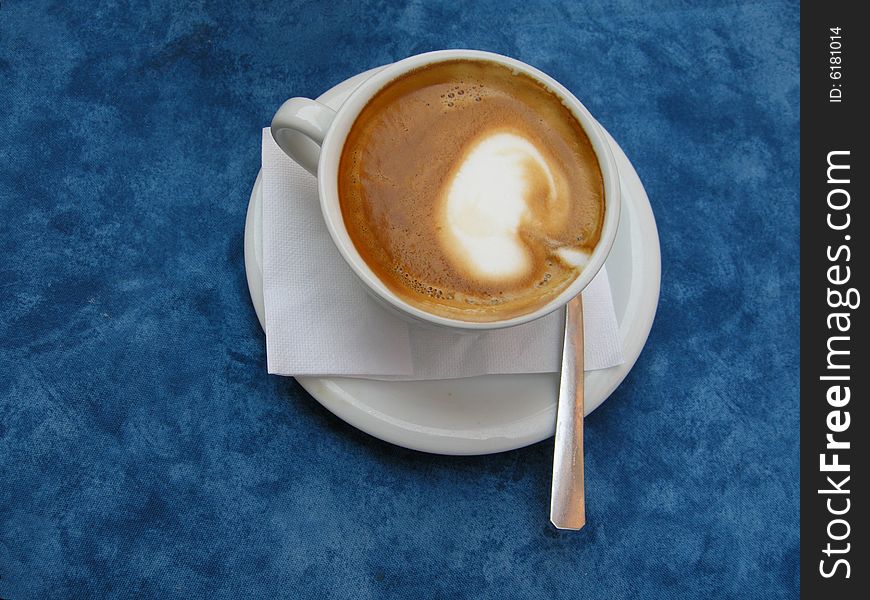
[318,49,621,330]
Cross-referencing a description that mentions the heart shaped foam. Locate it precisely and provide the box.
[438,131,559,284]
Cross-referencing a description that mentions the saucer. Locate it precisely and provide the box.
[245,67,661,455]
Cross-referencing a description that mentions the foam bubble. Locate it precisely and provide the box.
[438,132,557,283]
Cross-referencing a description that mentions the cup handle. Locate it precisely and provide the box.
[270,98,337,175]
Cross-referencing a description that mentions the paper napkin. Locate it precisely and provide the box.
[261,129,624,380]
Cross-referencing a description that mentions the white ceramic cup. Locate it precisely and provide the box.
[271,49,620,331]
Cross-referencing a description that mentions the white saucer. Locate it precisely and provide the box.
[245,67,661,455]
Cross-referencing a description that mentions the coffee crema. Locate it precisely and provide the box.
[338,59,604,322]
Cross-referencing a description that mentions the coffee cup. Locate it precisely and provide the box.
[271,49,620,331]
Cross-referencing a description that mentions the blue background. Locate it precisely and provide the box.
[0,1,799,598]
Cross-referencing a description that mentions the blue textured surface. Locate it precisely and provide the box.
[0,1,799,598]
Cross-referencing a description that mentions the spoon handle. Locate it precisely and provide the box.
[550,295,586,530]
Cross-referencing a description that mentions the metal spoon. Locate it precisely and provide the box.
[550,295,586,530]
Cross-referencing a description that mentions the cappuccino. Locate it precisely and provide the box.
[338,59,604,322]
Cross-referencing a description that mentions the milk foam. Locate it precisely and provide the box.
[440,132,557,282]
[556,246,591,268]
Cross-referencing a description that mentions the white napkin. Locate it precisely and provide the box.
[262,129,624,380]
